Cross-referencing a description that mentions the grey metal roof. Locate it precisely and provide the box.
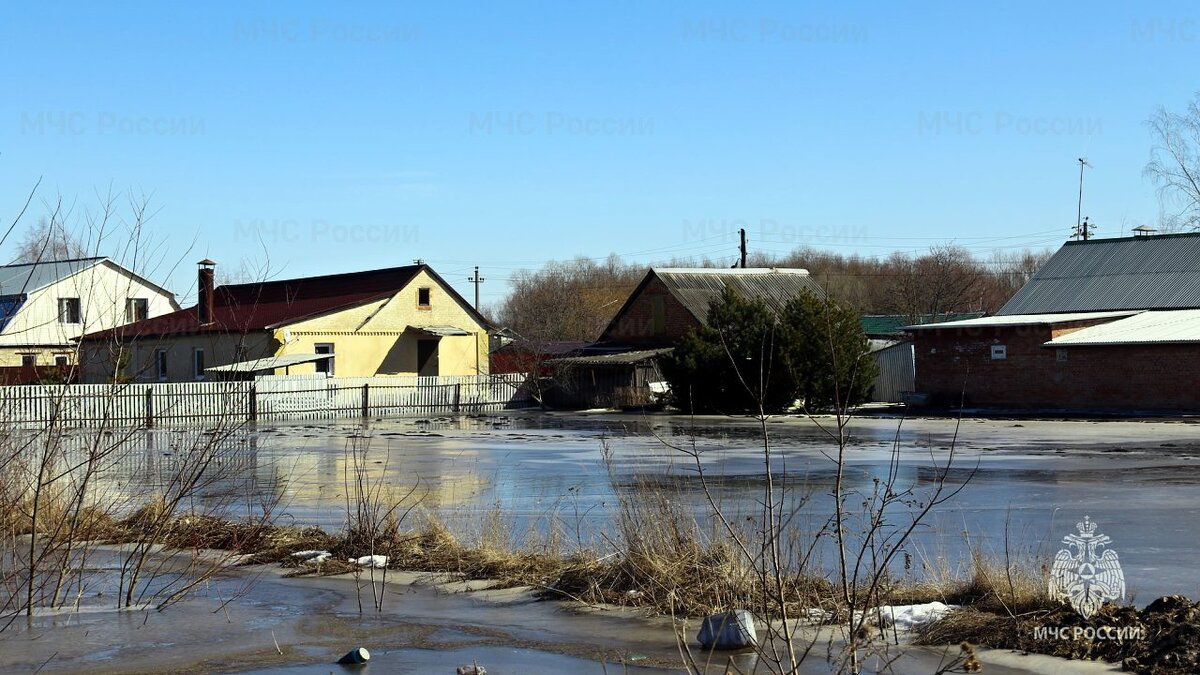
[999,234,1200,315]
[0,257,106,296]
[407,325,472,336]
[906,310,1139,330]
[550,347,673,366]
[1045,309,1200,346]
[652,268,826,322]
[206,352,334,373]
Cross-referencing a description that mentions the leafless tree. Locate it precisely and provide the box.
[497,254,641,342]
[12,217,88,263]
[1146,93,1200,231]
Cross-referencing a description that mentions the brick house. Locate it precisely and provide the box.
[910,233,1200,412]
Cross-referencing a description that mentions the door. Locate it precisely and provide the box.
[417,339,439,376]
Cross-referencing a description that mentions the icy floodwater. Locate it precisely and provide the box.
[73,412,1200,602]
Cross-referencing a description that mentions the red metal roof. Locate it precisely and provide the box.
[82,264,430,340]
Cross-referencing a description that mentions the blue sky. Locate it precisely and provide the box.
[2,2,1198,307]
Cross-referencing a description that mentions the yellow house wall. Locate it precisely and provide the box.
[81,333,276,383]
[277,270,489,377]
[0,347,77,368]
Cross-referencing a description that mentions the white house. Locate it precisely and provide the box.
[0,257,179,373]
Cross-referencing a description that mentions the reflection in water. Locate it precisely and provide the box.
[31,413,1200,601]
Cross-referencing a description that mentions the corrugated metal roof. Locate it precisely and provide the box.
[861,312,984,336]
[408,325,472,336]
[652,268,825,322]
[999,233,1200,315]
[550,347,673,366]
[1045,309,1200,346]
[206,353,333,373]
[0,258,106,295]
[906,310,1139,330]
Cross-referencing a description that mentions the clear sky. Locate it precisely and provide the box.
[2,2,1198,307]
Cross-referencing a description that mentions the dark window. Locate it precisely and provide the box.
[58,298,81,324]
[126,298,149,322]
[55,355,68,369]
[193,348,205,380]
[417,287,431,308]
[314,343,334,375]
[20,354,36,368]
[156,349,168,381]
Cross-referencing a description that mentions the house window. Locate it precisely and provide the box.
[58,298,81,324]
[55,355,68,369]
[155,349,168,381]
[417,287,431,308]
[1056,348,1069,362]
[126,298,149,322]
[193,348,205,380]
[20,354,36,368]
[314,343,334,375]
[990,344,1007,360]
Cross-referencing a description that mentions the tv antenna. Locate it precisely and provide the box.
[1075,158,1093,240]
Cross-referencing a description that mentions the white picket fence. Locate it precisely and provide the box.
[0,374,532,429]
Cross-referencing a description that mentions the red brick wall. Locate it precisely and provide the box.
[601,277,702,346]
[914,324,1200,411]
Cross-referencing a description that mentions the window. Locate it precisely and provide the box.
[126,298,149,322]
[58,298,81,324]
[155,349,168,381]
[417,287,431,308]
[20,354,36,368]
[193,348,205,380]
[1056,348,1069,363]
[55,355,68,369]
[314,343,334,375]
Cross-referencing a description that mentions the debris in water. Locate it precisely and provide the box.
[697,609,758,650]
[337,647,370,664]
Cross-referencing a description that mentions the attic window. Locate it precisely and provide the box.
[126,298,149,322]
[58,298,81,324]
[417,287,431,308]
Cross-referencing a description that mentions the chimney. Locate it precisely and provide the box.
[197,259,216,325]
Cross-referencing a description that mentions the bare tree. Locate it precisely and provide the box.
[12,217,88,263]
[1146,93,1200,231]
[497,253,641,342]
[887,245,986,320]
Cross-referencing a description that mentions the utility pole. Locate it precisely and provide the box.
[739,228,747,268]
[1076,157,1092,240]
[467,266,485,310]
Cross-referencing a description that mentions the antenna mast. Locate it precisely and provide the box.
[1075,158,1093,240]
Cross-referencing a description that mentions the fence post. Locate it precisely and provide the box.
[249,384,257,422]
[362,383,369,419]
[145,386,154,428]
[452,383,461,413]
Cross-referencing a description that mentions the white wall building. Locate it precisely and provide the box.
[0,257,179,370]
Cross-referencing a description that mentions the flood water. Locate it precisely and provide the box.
[7,411,1191,673]
[64,411,1200,603]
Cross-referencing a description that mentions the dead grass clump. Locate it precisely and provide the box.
[940,550,1053,615]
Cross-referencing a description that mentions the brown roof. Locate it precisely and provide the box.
[82,264,489,341]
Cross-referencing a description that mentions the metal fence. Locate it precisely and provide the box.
[0,374,532,429]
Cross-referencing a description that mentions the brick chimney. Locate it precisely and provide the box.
[197,259,216,325]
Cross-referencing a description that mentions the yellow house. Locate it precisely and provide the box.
[80,261,491,382]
